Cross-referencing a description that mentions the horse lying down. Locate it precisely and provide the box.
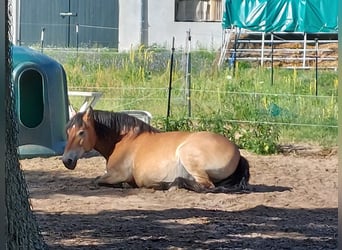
[62,107,250,193]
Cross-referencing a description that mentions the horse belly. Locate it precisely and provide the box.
[133,144,190,188]
[132,131,239,187]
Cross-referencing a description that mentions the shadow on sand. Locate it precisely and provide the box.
[36,206,337,250]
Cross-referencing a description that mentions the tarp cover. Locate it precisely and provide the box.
[222,0,338,33]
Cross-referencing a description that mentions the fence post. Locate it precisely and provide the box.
[261,32,265,66]
[271,33,274,85]
[232,27,240,76]
[166,37,175,119]
[185,29,192,117]
[315,38,318,96]
[40,27,45,53]
[76,24,79,56]
[303,32,307,68]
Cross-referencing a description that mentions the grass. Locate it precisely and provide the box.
[46,47,338,153]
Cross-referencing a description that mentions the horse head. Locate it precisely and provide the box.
[62,107,97,170]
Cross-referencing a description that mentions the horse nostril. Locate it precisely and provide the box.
[62,156,77,170]
[66,158,73,165]
[62,157,72,166]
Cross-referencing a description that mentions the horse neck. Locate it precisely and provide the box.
[94,142,114,160]
[93,121,121,160]
[91,111,158,159]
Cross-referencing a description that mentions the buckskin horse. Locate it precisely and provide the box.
[62,107,250,192]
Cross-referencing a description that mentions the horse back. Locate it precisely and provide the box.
[131,131,241,187]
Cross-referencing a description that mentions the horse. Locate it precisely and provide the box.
[62,107,250,192]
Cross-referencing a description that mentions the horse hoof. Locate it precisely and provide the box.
[168,185,179,192]
[88,181,100,190]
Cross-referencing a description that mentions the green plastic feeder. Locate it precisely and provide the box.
[12,46,69,158]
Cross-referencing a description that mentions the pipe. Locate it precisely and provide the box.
[140,0,148,47]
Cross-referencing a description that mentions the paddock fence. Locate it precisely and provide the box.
[42,47,338,146]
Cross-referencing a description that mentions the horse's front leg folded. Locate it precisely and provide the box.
[92,175,124,188]
[92,171,128,188]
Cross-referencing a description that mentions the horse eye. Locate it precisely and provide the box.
[77,130,85,137]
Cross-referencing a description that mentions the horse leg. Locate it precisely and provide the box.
[150,177,207,193]
[93,169,130,187]
[168,177,208,192]
[93,173,123,188]
[215,156,250,190]
[177,151,215,190]
[93,153,135,187]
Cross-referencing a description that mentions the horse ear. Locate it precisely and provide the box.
[83,106,94,123]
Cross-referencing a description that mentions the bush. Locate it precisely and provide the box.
[152,116,280,154]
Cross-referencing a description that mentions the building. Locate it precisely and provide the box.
[11,0,224,51]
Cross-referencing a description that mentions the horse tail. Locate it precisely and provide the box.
[216,155,250,190]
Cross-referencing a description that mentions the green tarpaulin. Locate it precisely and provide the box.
[222,0,338,33]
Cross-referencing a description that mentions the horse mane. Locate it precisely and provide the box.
[66,112,84,129]
[66,110,159,140]
[94,110,160,136]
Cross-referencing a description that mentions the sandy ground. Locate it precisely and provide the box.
[20,146,338,250]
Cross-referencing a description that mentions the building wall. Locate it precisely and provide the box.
[12,0,223,50]
[15,0,119,48]
[118,0,142,51]
[118,0,223,51]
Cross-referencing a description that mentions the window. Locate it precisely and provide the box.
[175,0,222,22]
[19,69,44,128]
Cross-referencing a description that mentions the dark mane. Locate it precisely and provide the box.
[93,110,159,138]
[67,110,159,140]
[66,112,84,130]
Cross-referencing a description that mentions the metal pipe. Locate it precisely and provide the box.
[140,0,148,47]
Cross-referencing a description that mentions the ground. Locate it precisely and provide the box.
[20,145,338,250]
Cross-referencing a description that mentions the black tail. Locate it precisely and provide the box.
[216,156,250,190]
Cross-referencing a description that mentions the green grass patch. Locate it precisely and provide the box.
[46,48,338,153]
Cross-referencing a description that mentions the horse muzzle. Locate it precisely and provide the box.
[62,154,78,170]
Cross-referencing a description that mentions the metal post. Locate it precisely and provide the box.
[185,29,191,117]
[315,38,318,96]
[40,27,45,53]
[67,0,71,47]
[303,32,307,68]
[232,27,240,76]
[261,32,265,66]
[166,37,175,119]
[76,24,79,56]
[0,0,7,248]
[271,33,274,85]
